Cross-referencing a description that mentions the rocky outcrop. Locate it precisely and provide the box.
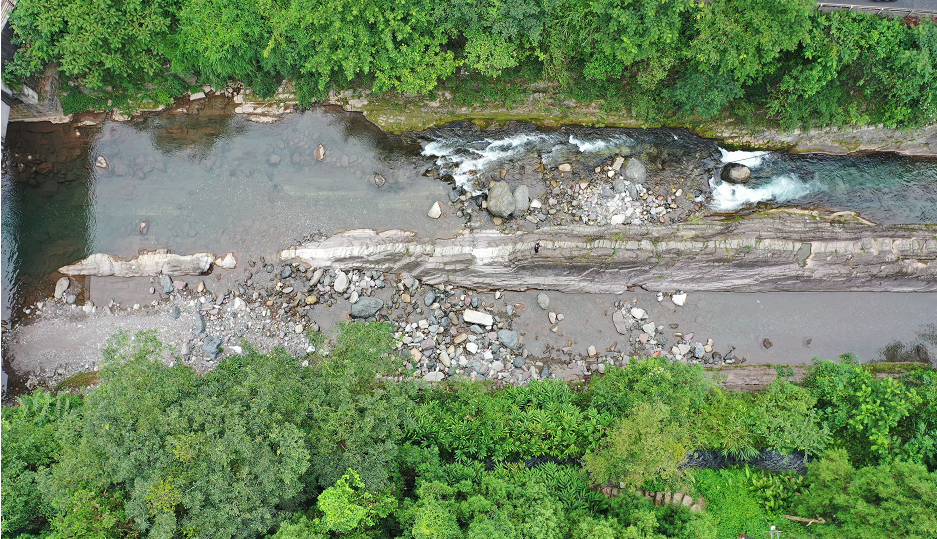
[280,217,937,293]
[59,249,214,277]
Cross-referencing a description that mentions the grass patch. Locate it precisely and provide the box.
[54,370,100,391]
[693,468,779,539]
[865,361,931,375]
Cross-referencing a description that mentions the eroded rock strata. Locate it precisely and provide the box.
[280,218,937,293]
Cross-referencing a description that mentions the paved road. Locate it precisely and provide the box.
[818,0,937,12]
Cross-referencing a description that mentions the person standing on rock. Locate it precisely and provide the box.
[534,242,542,253]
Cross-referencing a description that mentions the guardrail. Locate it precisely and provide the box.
[1,0,16,28]
[816,2,937,18]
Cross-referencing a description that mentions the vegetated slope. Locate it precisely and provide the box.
[2,323,935,539]
[4,0,936,129]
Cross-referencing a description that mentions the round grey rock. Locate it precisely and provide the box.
[159,274,174,294]
[721,163,751,184]
[350,297,384,319]
[537,293,549,310]
[624,158,647,184]
[498,329,521,351]
[202,335,222,359]
[486,181,516,218]
[512,185,530,216]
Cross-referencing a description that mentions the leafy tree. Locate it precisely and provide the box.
[690,388,759,460]
[565,0,694,90]
[303,322,418,491]
[266,515,329,539]
[691,0,814,84]
[317,469,396,534]
[666,69,742,119]
[769,12,937,128]
[583,403,691,490]
[46,489,131,539]
[8,0,181,89]
[587,357,711,424]
[41,330,312,539]
[264,0,457,94]
[803,355,923,465]
[167,0,277,91]
[792,449,937,538]
[1,390,81,538]
[749,379,831,456]
[450,0,558,77]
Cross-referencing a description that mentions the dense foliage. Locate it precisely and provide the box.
[2,326,936,539]
[5,0,937,127]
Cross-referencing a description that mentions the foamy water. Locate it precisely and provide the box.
[421,131,635,192]
[711,148,820,211]
[710,174,818,211]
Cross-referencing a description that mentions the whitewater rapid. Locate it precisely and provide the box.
[709,149,821,211]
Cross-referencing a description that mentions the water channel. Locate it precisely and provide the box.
[2,99,936,364]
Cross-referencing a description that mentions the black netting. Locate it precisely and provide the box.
[482,450,809,474]
[682,449,811,474]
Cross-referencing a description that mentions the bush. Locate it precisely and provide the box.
[791,449,937,538]
[803,355,924,465]
[1,390,81,538]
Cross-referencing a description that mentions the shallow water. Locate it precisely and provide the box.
[3,108,937,323]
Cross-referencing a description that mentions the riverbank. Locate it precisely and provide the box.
[5,253,935,398]
[13,82,937,157]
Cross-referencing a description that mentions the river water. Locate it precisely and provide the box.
[3,101,936,362]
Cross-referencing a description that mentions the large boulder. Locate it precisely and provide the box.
[350,297,384,318]
[624,158,647,184]
[487,181,515,218]
[512,185,530,216]
[721,163,751,184]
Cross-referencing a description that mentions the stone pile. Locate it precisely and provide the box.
[440,154,707,229]
[609,297,743,366]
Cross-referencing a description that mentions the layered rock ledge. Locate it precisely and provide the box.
[280,217,937,293]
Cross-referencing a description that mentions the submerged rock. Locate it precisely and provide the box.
[427,201,442,219]
[537,293,550,310]
[215,252,237,269]
[612,311,629,334]
[721,163,751,184]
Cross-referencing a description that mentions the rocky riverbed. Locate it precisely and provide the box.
[0,266,755,396]
[6,248,936,398]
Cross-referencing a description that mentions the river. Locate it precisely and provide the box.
[2,100,936,365]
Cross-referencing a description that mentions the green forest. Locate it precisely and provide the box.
[3,324,936,539]
[4,0,937,128]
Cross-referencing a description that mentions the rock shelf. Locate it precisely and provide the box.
[280,217,937,293]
